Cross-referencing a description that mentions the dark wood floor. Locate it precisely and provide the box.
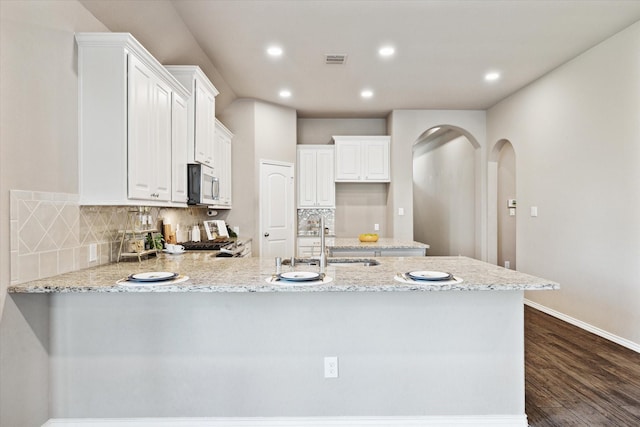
[525,306,640,426]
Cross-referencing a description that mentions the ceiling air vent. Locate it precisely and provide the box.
[325,54,347,65]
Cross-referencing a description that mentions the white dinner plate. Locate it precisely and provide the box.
[118,275,189,287]
[407,271,453,281]
[127,272,178,282]
[162,249,185,255]
[278,271,321,282]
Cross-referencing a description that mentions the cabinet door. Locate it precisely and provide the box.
[218,133,232,206]
[172,93,189,203]
[127,55,155,200]
[315,148,335,206]
[153,79,172,201]
[363,140,389,181]
[297,149,317,207]
[194,80,215,166]
[213,121,233,207]
[223,137,232,206]
[335,141,362,181]
[127,55,172,201]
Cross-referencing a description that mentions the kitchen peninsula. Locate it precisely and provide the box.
[9,255,558,425]
[328,238,429,257]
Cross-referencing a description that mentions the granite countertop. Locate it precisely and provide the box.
[8,254,558,294]
[330,238,430,249]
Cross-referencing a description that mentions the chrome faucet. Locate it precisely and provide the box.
[318,215,326,274]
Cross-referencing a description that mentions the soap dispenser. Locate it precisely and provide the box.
[191,224,201,242]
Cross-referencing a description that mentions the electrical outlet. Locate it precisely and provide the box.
[505,261,510,269]
[89,243,97,262]
[374,223,379,231]
[324,356,338,378]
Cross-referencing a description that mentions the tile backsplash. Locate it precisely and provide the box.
[297,208,335,236]
[9,190,212,285]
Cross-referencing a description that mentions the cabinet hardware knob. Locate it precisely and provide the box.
[264,232,270,237]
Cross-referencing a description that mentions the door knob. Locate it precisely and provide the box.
[264,232,270,237]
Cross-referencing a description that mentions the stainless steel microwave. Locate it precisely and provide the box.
[187,163,219,205]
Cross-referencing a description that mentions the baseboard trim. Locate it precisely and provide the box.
[43,415,528,427]
[524,299,640,353]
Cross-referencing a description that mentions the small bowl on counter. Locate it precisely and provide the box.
[359,233,379,242]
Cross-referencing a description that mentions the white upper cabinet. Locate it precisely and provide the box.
[165,66,219,167]
[76,33,190,206]
[297,145,335,207]
[127,54,172,201]
[212,119,233,209]
[333,136,390,182]
[171,92,189,203]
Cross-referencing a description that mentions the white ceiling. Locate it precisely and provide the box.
[82,0,640,118]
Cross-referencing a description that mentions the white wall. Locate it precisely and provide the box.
[220,100,257,244]
[220,99,297,255]
[49,291,526,419]
[335,183,389,237]
[388,110,487,256]
[497,142,516,269]
[487,22,640,347]
[297,118,387,145]
[79,0,236,112]
[254,101,297,165]
[0,1,109,425]
[413,135,477,256]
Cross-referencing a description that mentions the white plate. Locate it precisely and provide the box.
[163,249,185,255]
[118,275,189,287]
[394,274,462,285]
[278,271,321,282]
[407,271,452,281]
[127,272,178,282]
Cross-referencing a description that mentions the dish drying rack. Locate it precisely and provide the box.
[117,208,161,262]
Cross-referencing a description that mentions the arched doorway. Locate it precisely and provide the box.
[412,125,481,257]
[488,139,516,268]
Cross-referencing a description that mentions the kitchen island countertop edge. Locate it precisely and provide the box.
[8,254,559,294]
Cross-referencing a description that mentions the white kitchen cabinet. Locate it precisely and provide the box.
[333,136,390,182]
[297,145,335,207]
[165,66,219,167]
[76,33,190,206]
[297,236,335,258]
[127,54,172,201]
[212,119,233,208]
[171,93,189,203]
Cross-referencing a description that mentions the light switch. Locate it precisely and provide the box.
[89,243,97,262]
[398,207,405,216]
[530,206,538,217]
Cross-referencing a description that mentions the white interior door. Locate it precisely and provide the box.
[260,160,294,258]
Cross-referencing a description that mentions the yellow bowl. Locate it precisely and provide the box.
[359,233,379,242]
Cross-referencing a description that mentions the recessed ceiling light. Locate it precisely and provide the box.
[379,46,395,57]
[267,46,283,57]
[361,89,373,98]
[485,72,501,82]
[279,89,291,98]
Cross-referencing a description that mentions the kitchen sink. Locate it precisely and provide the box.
[329,259,379,267]
[283,258,380,267]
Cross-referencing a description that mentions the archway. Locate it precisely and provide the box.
[412,125,481,257]
[488,139,516,268]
